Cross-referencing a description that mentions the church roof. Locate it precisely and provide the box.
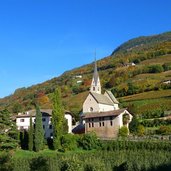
[82,109,127,119]
[105,90,119,104]
[90,92,114,106]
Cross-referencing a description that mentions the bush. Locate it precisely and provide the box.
[162,63,171,71]
[157,126,171,135]
[61,159,83,171]
[148,65,164,73]
[78,133,101,150]
[0,152,12,171]
[137,125,145,136]
[60,134,78,152]
[118,126,129,138]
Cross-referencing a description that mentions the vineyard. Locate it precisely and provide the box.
[1,140,171,171]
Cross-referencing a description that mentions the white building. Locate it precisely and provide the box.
[82,59,133,138]
[16,109,72,139]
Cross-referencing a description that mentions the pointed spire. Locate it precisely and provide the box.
[90,53,101,94]
[93,55,99,86]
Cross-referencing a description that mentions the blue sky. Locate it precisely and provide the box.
[0,0,171,98]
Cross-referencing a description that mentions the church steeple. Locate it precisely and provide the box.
[90,58,101,94]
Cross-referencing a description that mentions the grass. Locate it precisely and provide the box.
[120,89,171,102]
[63,91,88,112]
[141,54,171,65]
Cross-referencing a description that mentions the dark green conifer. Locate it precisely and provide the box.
[34,105,44,152]
[28,114,33,151]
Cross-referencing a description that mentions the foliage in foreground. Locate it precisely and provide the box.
[2,137,171,170]
[1,148,171,171]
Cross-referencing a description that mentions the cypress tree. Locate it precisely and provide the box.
[28,114,33,151]
[34,105,44,152]
[52,87,64,150]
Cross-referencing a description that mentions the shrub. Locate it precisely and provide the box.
[137,125,145,136]
[157,126,171,135]
[162,63,171,71]
[118,126,129,138]
[148,64,164,73]
[78,133,101,150]
[61,159,83,171]
[60,134,78,152]
[0,152,12,171]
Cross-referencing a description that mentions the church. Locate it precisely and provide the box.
[81,60,133,139]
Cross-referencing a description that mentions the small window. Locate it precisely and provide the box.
[89,123,91,128]
[20,119,24,122]
[92,123,94,127]
[102,122,105,127]
[43,125,45,129]
[99,122,101,127]
[42,118,46,122]
[110,121,113,126]
[49,125,52,129]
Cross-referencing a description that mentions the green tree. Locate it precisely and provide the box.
[34,105,44,152]
[28,114,33,151]
[52,87,65,150]
[0,109,18,150]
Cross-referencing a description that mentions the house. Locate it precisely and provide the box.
[81,59,133,139]
[163,80,171,84]
[16,109,72,139]
[125,62,136,67]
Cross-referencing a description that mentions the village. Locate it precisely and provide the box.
[15,60,133,140]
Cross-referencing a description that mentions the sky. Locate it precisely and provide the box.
[0,0,171,98]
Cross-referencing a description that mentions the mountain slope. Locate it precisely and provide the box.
[112,31,171,55]
[0,31,171,119]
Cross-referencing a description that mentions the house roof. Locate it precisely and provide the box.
[105,90,119,104]
[82,109,127,119]
[90,92,114,106]
[15,109,71,118]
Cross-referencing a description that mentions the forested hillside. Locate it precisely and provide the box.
[0,31,171,120]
